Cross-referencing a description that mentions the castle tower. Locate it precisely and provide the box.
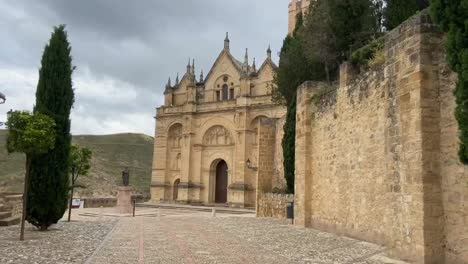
[288,0,310,34]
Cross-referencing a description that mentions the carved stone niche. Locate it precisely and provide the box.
[203,126,233,146]
[168,124,183,149]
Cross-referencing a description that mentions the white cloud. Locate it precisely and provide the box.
[74,66,138,105]
[0,65,154,135]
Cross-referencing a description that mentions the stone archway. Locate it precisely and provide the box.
[215,160,228,203]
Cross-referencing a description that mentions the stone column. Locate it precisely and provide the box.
[255,119,276,213]
[294,81,319,227]
[384,14,445,262]
[178,115,194,203]
[230,110,249,207]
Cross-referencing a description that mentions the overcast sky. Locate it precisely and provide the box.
[0,0,289,136]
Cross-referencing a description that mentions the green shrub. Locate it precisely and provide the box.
[351,37,385,68]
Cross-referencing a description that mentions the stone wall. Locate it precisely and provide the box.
[4,194,22,218]
[256,193,294,219]
[294,13,467,264]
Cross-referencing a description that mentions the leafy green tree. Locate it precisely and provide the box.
[28,25,75,230]
[384,0,429,30]
[6,111,55,240]
[431,0,468,164]
[67,144,92,222]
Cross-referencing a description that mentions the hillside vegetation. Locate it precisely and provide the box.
[0,130,153,197]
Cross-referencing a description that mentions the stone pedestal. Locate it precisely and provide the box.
[116,186,134,214]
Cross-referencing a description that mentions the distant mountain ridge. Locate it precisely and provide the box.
[0,130,153,197]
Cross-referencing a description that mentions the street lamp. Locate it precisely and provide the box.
[0,92,5,104]
[246,159,258,171]
[0,92,7,126]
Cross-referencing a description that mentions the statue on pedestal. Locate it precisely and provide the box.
[122,167,130,186]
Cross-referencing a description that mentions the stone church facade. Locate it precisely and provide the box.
[151,35,286,208]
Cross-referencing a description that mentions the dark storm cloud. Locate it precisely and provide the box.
[0,0,289,135]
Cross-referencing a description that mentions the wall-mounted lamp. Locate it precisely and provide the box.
[246,159,258,171]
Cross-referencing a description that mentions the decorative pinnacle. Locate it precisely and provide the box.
[267,45,272,59]
[200,70,204,82]
[244,48,249,64]
[191,59,195,75]
[252,57,257,72]
[187,58,191,73]
[175,73,179,85]
[224,32,230,50]
[166,77,172,88]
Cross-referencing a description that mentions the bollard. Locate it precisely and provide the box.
[286,202,294,224]
[212,208,216,218]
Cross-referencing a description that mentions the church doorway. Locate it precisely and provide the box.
[173,179,180,201]
[215,160,228,203]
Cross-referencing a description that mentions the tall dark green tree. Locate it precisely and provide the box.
[384,0,429,30]
[28,25,75,230]
[274,13,325,193]
[430,0,468,164]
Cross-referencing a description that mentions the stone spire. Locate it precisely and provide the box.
[244,48,249,64]
[252,57,257,72]
[224,32,230,50]
[200,70,204,82]
[186,58,191,73]
[175,73,179,85]
[168,77,171,87]
[191,59,195,75]
[242,48,250,73]
[267,45,272,59]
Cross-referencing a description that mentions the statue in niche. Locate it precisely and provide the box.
[173,153,181,170]
[170,126,182,149]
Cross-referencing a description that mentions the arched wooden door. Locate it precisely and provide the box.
[215,161,228,203]
[173,179,180,201]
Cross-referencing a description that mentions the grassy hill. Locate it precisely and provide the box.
[0,130,154,197]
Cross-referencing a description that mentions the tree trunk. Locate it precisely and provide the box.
[67,185,74,222]
[325,62,331,85]
[20,155,31,241]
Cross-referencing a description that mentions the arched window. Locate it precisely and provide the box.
[222,84,228,101]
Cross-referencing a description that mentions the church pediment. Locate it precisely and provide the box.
[204,50,243,85]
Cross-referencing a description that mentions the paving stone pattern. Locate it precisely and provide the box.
[0,217,116,264]
[89,208,408,264]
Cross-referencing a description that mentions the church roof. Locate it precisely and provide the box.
[167,34,275,90]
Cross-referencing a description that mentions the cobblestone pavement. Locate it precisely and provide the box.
[88,208,408,264]
[0,212,116,264]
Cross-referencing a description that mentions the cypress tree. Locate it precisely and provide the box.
[430,0,468,164]
[384,0,429,30]
[28,25,75,230]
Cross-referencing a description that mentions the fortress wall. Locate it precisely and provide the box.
[294,13,467,263]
